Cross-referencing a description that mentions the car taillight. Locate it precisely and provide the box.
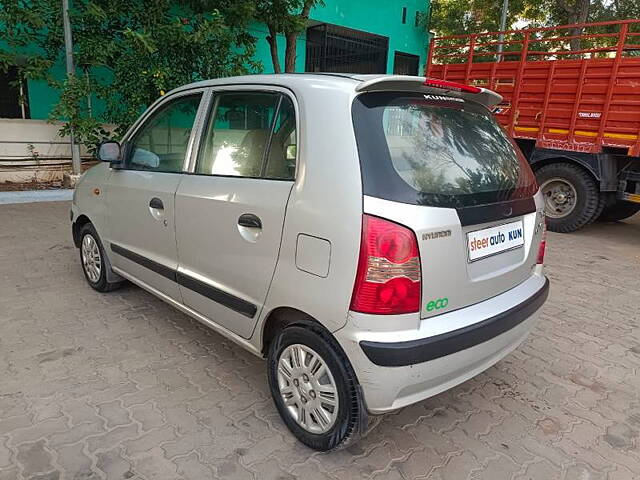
[537,221,547,265]
[350,215,421,315]
[423,78,482,94]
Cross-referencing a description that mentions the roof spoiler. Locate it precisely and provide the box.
[355,75,503,108]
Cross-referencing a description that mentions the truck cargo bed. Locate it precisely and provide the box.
[427,20,640,157]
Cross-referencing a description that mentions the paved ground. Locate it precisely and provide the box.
[1,201,639,480]
[0,190,73,205]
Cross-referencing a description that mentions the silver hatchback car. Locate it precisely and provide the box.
[71,74,549,451]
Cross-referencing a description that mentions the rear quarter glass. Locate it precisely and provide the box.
[351,91,538,209]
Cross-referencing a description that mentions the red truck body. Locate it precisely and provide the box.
[426,19,640,157]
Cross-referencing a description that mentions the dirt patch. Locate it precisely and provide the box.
[0,180,64,191]
[0,161,97,191]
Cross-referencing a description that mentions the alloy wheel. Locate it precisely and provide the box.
[81,234,102,283]
[277,344,339,434]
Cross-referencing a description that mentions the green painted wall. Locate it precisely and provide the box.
[23,0,430,120]
[253,0,430,74]
[313,0,429,73]
[28,64,66,120]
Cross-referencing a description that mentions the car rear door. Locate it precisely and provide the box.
[174,87,297,338]
[352,91,544,318]
[106,91,206,300]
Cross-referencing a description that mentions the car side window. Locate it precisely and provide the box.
[127,94,202,173]
[196,92,278,177]
[264,96,296,180]
[195,92,296,180]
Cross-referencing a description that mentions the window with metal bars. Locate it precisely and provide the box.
[305,23,389,74]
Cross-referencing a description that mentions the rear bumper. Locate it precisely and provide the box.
[334,273,548,413]
[360,277,549,367]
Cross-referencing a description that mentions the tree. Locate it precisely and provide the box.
[430,0,639,51]
[0,0,260,148]
[430,0,546,37]
[589,0,640,21]
[547,0,591,50]
[255,0,322,73]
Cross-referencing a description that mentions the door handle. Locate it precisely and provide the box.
[149,197,164,210]
[238,213,262,229]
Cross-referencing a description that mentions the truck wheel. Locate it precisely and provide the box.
[537,163,599,233]
[586,193,608,226]
[597,201,640,222]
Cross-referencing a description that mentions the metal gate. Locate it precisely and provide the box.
[393,52,420,75]
[305,23,389,74]
[0,67,29,119]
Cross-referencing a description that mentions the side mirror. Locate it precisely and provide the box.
[285,144,297,161]
[98,141,122,164]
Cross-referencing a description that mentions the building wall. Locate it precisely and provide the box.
[0,118,93,183]
[312,0,428,73]
[19,1,429,121]
[251,0,430,74]
[27,64,68,121]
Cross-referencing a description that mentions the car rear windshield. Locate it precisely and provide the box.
[352,91,538,208]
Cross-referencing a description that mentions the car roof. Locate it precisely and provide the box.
[171,73,358,92]
[169,73,502,108]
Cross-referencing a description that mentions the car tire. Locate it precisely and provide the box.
[537,163,600,233]
[597,201,640,222]
[79,223,122,292]
[267,324,369,451]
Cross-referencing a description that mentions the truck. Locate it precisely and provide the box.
[426,19,640,232]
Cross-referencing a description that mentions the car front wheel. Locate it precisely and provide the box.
[267,324,368,451]
[79,223,122,292]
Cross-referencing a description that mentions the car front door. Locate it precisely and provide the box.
[107,91,206,300]
[175,88,297,338]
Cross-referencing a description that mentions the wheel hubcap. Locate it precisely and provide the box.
[540,178,578,219]
[277,344,338,434]
[81,234,102,283]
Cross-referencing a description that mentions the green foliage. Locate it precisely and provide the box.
[591,0,640,22]
[255,0,319,34]
[430,0,640,58]
[431,0,640,37]
[49,74,110,154]
[430,0,546,36]
[0,0,261,149]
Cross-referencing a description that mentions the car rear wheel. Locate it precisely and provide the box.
[267,324,368,451]
[537,163,600,233]
[597,201,640,222]
[79,223,122,292]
